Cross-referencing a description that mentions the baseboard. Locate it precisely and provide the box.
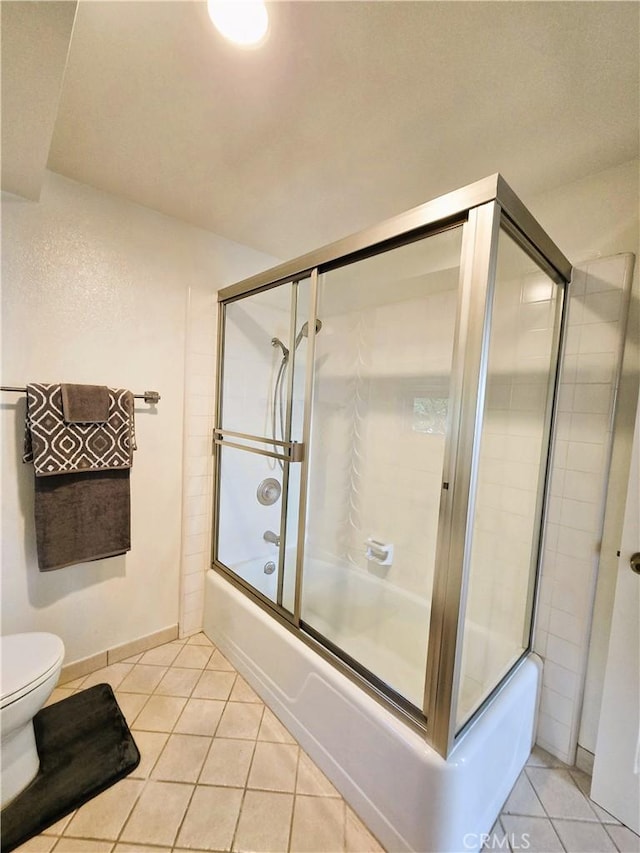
[59,624,179,683]
[575,745,595,775]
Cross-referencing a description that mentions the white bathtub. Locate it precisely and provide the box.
[204,566,541,852]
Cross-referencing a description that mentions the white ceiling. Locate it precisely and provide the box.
[3,1,639,260]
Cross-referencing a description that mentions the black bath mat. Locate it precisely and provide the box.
[1,683,140,853]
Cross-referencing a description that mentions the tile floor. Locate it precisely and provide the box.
[16,633,640,853]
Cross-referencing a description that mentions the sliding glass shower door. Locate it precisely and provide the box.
[214,278,309,615]
[300,227,464,708]
[212,174,571,758]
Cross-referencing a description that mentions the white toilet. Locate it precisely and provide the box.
[1,632,65,808]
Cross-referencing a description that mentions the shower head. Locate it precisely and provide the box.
[271,337,289,359]
[295,319,323,349]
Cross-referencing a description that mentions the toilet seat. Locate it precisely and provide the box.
[1,633,65,709]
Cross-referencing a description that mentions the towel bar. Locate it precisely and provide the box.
[1,386,161,404]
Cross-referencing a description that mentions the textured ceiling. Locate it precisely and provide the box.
[6,1,640,260]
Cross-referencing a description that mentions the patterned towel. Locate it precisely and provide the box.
[23,384,136,476]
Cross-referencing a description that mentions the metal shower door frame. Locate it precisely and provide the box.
[212,173,572,759]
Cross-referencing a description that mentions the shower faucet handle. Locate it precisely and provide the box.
[263,530,281,547]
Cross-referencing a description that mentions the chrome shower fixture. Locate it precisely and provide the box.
[271,337,289,359]
[256,477,281,506]
[295,319,323,349]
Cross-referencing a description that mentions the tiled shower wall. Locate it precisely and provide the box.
[306,270,459,603]
[534,253,634,763]
[179,285,217,637]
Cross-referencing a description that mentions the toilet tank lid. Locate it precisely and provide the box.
[1,633,65,704]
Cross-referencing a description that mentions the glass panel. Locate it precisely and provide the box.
[217,444,283,603]
[220,286,292,438]
[216,281,308,611]
[301,227,464,707]
[455,228,561,730]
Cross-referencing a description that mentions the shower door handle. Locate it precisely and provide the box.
[213,429,305,463]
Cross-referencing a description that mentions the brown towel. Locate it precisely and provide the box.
[34,470,131,571]
[24,384,136,476]
[23,382,136,571]
[61,384,110,423]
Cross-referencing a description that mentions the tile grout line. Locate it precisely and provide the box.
[286,736,303,853]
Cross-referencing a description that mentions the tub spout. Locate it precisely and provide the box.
[263,530,280,547]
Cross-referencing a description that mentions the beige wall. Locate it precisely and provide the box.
[1,170,274,664]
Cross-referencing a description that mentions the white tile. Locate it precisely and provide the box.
[258,708,297,744]
[12,837,57,852]
[578,321,619,355]
[119,665,168,694]
[345,807,384,852]
[229,676,262,703]
[548,608,585,646]
[172,644,213,669]
[180,610,204,636]
[185,493,209,518]
[182,589,205,612]
[182,572,204,595]
[247,742,299,793]
[119,780,193,847]
[50,841,113,852]
[535,713,572,760]
[176,785,243,852]
[182,532,208,556]
[184,474,211,496]
[526,768,598,820]
[569,412,610,444]
[192,670,236,700]
[233,790,294,853]
[545,634,582,672]
[553,819,616,852]
[539,686,574,727]
[585,257,626,293]
[502,772,546,817]
[572,383,612,415]
[114,692,149,727]
[174,697,225,736]
[181,552,207,575]
[566,441,605,474]
[542,656,578,702]
[200,737,255,787]
[64,779,144,840]
[526,745,566,769]
[185,436,210,459]
[605,824,640,852]
[500,815,564,853]
[80,663,134,691]
[296,751,340,798]
[576,351,617,384]
[128,730,169,779]
[216,702,264,739]
[138,643,182,667]
[151,733,211,782]
[290,795,345,853]
[132,695,187,733]
[556,525,595,562]
[184,456,212,478]
[563,468,603,505]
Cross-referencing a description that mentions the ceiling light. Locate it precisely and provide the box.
[207,1,269,48]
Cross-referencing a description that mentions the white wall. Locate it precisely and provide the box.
[1,170,275,664]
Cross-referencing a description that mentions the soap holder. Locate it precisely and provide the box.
[364,538,394,566]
